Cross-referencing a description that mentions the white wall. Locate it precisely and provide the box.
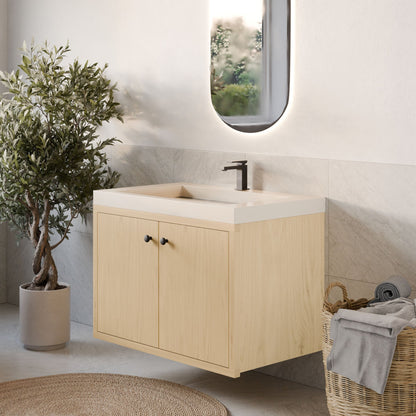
[0,0,6,72]
[6,0,416,164]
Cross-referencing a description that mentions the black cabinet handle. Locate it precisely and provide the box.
[160,237,169,245]
[144,235,152,243]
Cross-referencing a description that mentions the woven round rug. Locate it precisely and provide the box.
[0,373,228,415]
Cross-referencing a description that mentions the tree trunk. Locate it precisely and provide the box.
[25,194,58,291]
[31,242,58,290]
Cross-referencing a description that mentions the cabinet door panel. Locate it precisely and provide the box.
[97,213,158,347]
[159,223,229,367]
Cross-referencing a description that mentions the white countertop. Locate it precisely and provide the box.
[94,183,326,224]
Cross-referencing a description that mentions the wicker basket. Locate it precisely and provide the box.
[322,282,416,416]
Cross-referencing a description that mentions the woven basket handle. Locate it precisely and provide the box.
[323,282,349,313]
[324,282,370,313]
[324,282,348,304]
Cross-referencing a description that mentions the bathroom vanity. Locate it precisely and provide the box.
[93,183,325,377]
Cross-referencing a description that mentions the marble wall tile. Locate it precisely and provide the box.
[71,214,93,235]
[258,352,325,390]
[106,144,177,187]
[170,148,246,186]
[329,161,416,287]
[249,154,329,197]
[6,229,33,305]
[52,231,94,325]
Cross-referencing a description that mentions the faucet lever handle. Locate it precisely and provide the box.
[228,160,247,165]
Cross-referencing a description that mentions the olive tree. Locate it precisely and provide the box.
[0,42,123,290]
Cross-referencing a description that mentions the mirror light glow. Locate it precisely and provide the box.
[210,0,263,29]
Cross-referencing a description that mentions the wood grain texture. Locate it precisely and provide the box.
[158,222,229,367]
[233,213,325,372]
[93,211,98,332]
[96,213,159,347]
[94,205,324,377]
[93,329,239,377]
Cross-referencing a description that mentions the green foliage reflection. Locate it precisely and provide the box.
[211,17,262,117]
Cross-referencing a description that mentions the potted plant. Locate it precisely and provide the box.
[0,42,123,350]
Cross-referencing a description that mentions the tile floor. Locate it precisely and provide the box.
[0,304,329,415]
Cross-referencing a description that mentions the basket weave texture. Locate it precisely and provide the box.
[322,282,416,416]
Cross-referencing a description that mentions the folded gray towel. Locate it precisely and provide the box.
[369,275,411,304]
[328,302,416,394]
[364,297,416,321]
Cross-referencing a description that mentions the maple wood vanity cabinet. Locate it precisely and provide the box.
[93,205,324,377]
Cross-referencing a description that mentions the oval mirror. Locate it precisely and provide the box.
[210,0,290,133]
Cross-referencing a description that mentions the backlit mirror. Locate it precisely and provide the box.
[210,0,290,133]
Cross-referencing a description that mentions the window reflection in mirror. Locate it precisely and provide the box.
[210,0,290,133]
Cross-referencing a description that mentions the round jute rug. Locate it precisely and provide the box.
[0,373,228,415]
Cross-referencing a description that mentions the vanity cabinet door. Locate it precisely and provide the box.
[158,222,229,367]
[96,213,158,347]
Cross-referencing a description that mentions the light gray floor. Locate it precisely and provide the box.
[0,304,329,416]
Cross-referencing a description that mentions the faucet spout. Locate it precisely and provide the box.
[222,160,249,191]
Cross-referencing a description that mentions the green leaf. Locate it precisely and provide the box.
[22,55,30,67]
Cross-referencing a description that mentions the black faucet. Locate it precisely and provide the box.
[222,160,249,191]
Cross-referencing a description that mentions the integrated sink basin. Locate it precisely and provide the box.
[93,183,325,224]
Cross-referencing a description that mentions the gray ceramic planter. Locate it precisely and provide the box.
[19,283,70,350]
